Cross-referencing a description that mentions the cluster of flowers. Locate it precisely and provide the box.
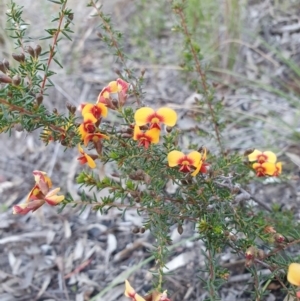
[12,170,64,215]
[247,149,282,177]
[124,280,170,301]
[77,78,129,168]
[77,78,208,178]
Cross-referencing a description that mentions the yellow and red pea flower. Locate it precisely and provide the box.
[13,171,65,215]
[252,162,277,177]
[134,107,177,130]
[83,132,109,147]
[287,263,300,286]
[97,78,129,107]
[77,144,96,168]
[133,125,160,149]
[81,103,108,123]
[167,150,202,175]
[32,170,52,195]
[79,119,97,140]
[248,149,277,164]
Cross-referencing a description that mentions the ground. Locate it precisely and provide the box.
[0,0,300,300]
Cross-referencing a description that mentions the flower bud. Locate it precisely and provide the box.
[257,249,266,260]
[0,74,12,84]
[264,225,276,234]
[34,45,42,58]
[25,46,35,58]
[166,126,173,133]
[244,148,255,156]
[14,124,23,132]
[0,61,6,73]
[12,74,21,86]
[3,59,10,70]
[245,258,254,268]
[177,224,183,235]
[35,93,43,105]
[132,227,140,234]
[66,103,76,114]
[245,246,257,260]
[12,53,25,63]
[274,233,285,244]
[112,98,119,109]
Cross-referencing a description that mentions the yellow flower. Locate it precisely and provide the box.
[134,107,177,130]
[248,149,277,164]
[168,150,201,175]
[252,162,277,177]
[133,125,160,149]
[81,103,108,122]
[287,263,300,286]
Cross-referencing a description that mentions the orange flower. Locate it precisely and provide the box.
[248,149,277,164]
[79,119,97,140]
[81,103,108,123]
[134,107,177,130]
[77,144,96,168]
[287,263,300,286]
[252,162,277,177]
[133,125,160,149]
[83,132,109,147]
[168,150,202,174]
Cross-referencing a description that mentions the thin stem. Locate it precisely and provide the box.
[40,1,68,95]
[174,5,224,153]
[89,0,141,105]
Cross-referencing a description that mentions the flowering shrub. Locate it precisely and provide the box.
[1,0,300,300]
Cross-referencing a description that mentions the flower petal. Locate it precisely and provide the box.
[146,128,160,144]
[13,199,45,215]
[167,150,185,167]
[187,151,202,167]
[287,263,300,286]
[78,144,84,154]
[156,107,177,127]
[262,162,277,175]
[134,107,155,126]
[44,188,65,206]
[85,153,96,169]
[191,161,203,177]
[263,151,277,163]
[124,280,136,298]
[248,149,262,162]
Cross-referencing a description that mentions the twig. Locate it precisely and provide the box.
[40,1,68,95]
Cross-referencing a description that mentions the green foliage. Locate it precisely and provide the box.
[1,0,300,300]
